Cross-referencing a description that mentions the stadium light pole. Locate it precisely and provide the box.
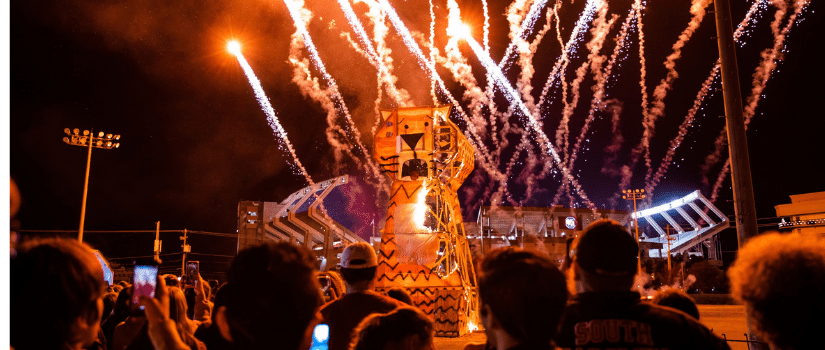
[622,188,646,273]
[63,128,121,242]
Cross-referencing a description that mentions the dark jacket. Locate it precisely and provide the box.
[555,291,730,350]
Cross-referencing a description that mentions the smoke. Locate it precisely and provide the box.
[639,0,713,189]
[601,99,626,178]
[704,0,809,200]
[233,49,315,186]
[536,0,601,111]
[284,0,381,181]
[649,0,766,200]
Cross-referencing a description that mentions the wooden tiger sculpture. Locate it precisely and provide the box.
[372,105,478,336]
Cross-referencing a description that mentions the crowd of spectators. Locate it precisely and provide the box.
[10,219,824,350]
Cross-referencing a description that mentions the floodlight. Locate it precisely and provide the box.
[64,128,71,135]
[98,131,105,137]
[83,130,90,136]
[74,128,80,135]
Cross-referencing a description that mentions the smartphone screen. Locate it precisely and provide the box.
[132,264,159,309]
[185,261,199,286]
[309,323,329,350]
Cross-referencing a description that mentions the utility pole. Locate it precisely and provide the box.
[713,0,759,247]
[154,222,162,261]
[180,229,190,276]
[666,225,674,281]
[62,128,121,242]
[622,189,646,273]
[714,2,762,346]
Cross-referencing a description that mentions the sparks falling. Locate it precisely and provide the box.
[228,41,314,186]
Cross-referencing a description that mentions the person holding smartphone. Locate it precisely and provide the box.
[140,241,323,350]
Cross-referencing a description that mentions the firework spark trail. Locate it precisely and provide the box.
[600,100,626,178]
[442,1,494,145]
[336,0,412,107]
[617,0,649,194]
[551,2,614,207]
[288,35,354,168]
[646,0,767,202]
[633,0,714,189]
[442,1,534,208]
[481,0,551,162]
[567,5,639,177]
[515,2,559,114]
[232,49,315,186]
[482,0,490,52]
[503,5,561,201]
[500,0,551,74]
[646,66,719,193]
[557,1,611,166]
[372,0,497,170]
[462,34,596,209]
[708,0,809,203]
[536,0,601,112]
[547,0,606,204]
[430,0,437,104]
[283,0,380,179]
[703,0,794,185]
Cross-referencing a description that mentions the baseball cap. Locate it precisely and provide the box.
[573,219,638,276]
[340,242,378,269]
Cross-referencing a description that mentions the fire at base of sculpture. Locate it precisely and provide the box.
[372,105,478,337]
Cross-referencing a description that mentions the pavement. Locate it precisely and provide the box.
[433,304,749,350]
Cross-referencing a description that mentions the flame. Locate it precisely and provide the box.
[412,181,429,231]
[467,321,479,332]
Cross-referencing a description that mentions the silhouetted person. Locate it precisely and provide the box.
[386,287,413,305]
[728,232,825,350]
[193,283,232,350]
[349,306,435,350]
[11,237,107,350]
[478,247,568,350]
[651,288,700,320]
[320,242,405,350]
[103,285,132,350]
[555,219,729,350]
[140,242,324,350]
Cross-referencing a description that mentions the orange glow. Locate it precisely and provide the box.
[457,23,472,39]
[413,181,430,232]
[227,40,241,55]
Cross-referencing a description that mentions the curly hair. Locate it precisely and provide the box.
[650,288,700,320]
[350,307,434,350]
[728,233,825,350]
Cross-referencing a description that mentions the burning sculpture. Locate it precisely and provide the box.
[373,105,478,336]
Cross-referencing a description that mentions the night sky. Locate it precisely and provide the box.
[9,0,824,261]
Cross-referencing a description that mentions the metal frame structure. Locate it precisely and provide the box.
[265,175,364,267]
[635,190,729,260]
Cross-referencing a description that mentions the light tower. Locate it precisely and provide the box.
[622,188,645,273]
[63,128,121,242]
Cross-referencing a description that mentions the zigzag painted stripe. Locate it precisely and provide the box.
[378,249,395,260]
[376,261,400,271]
[376,270,435,282]
[390,183,422,200]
